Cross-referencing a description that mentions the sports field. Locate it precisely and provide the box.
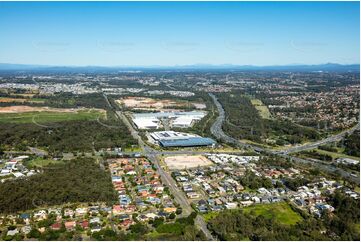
[242,202,303,225]
[0,109,104,123]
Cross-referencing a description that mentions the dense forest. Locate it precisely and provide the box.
[217,92,321,145]
[0,119,137,154]
[0,158,117,214]
[0,93,109,109]
[38,93,110,110]
[208,192,359,240]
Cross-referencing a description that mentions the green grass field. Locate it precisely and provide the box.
[25,158,64,168]
[315,148,360,161]
[250,99,263,106]
[0,110,103,123]
[203,211,220,222]
[0,97,45,103]
[250,99,272,119]
[242,202,303,225]
[29,98,46,102]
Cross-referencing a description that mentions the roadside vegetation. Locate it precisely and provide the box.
[343,130,360,157]
[217,91,321,146]
[188,92,218,138]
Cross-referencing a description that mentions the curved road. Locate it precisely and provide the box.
[277,124,360,154]
[208,93,359,184]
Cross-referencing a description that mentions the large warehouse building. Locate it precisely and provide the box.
[132,117,160,129]
[132,111,206,129]
[149,131,216,148]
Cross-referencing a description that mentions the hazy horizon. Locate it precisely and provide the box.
[0,62,360,68]
[0,1,359,66]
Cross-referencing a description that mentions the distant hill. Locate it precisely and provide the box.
[159,63,360,72]
[0,63,359,72]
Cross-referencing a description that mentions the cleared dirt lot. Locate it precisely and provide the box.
[116,96,205,110]
[164,155,213,170]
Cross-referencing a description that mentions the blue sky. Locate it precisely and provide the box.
[0,1,359,66]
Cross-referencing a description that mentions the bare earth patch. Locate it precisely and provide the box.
[116,96,205,110]
[164,155,213,170]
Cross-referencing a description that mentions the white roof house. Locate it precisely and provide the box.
[225,202,238,209]
[0,169,11,174]
[7,229,19,236]
[13,172,25,178]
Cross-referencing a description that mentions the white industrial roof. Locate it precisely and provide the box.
[172,116,194,126]
[132,111,206,129]
[133,118,160,129]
